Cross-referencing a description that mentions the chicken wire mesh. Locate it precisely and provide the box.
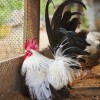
[0,0,40,97]
[0,0,24,62]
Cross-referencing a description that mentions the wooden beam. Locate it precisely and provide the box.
[25,0,40,42]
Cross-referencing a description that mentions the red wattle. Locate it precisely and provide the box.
[23,52,32,60]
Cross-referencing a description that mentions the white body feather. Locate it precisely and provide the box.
[47,56,78,90]
[21,49,81,100]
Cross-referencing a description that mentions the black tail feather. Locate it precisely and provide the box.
[49,84,62,100]
[61,11,82,30]
[57,86,70,99]
[45,0,55,53]
[51,0,86,32]
[65,17,80,31]
[63,47,90,55]
[77,57,86,63]
[45,0,90,61]
[69,65,81,69]
[77,30,89,40]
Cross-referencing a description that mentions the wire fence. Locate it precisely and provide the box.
[0,0,24,61]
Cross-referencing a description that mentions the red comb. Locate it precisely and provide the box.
[24,39,39,51]
[24,39,39,60]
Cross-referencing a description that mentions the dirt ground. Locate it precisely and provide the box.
[0,64,99,100]
[1,91,100,100]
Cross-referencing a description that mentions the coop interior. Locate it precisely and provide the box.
[0,0,100,100]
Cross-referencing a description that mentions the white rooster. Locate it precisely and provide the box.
[21,0,90,99]
[21,39,81,100]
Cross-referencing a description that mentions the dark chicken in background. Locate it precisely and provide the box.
[21,0,91,100]
[76,30,100,77]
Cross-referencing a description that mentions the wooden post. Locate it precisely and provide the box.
[25,0,40,42]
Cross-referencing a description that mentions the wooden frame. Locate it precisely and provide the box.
[25,0,40,42]
[0,0,40,96]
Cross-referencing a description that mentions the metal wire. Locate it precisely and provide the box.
[0,0,24,61]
